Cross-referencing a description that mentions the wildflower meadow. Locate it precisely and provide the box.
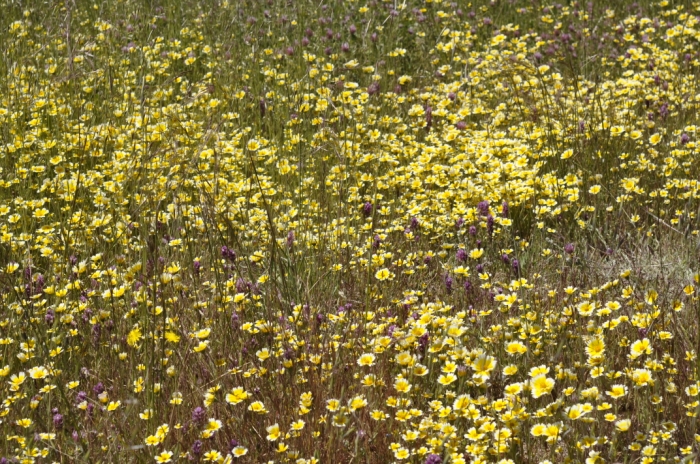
[1,0,700,462]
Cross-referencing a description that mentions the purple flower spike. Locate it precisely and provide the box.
[456,248,467,262]
[444,274,453,294]
[45,310,55,326]
[76,391,87,403]
[363,202,373,217]
[477,200,490,216]
[192,406,206,425]
[93,383,105,395]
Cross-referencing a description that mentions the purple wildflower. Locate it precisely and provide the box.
[192,406,206,425]
[76,391,88,403]
[456,248,467,262]
[192,440,203,456]
[235,278,248,293]
[221,246,236,262]
[444,274,453,294]
[45,309,55,326]
[477,200,490,216]
[418,332,429,352]
[363,202,373,217]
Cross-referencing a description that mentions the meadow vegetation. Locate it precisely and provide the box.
[1,0,700,462]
